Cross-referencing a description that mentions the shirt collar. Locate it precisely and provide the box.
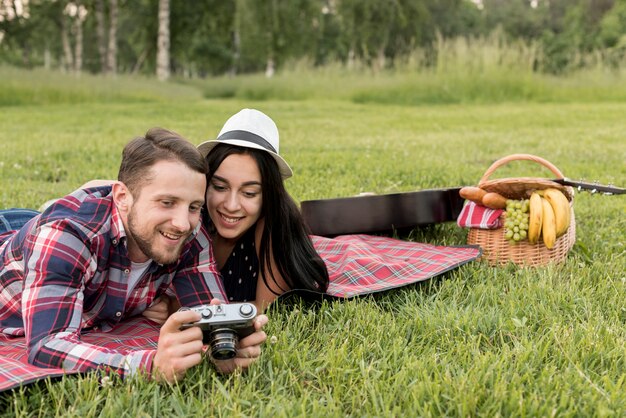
[109,204,126,245]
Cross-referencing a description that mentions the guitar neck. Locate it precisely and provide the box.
[553,178,625,195]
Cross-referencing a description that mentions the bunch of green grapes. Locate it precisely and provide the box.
[504,198,530,243]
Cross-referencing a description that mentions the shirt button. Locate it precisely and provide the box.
[124,269,130,274]
[112,239,118,245]
[115,312,122,317]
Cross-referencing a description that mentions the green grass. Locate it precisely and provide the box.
[0,67,625,417]
[185,67,626,106]
[0,66,201,106]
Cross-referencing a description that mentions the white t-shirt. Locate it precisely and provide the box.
[127,260,152,297]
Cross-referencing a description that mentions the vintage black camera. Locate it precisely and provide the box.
[179,303,257,360]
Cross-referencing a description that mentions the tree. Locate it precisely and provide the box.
[599,0,626,47]
[64,1,88,73]
[1,0,64,68]
[156,0,169,80]
[106,0,117,74]
[60,3,74,71]
[55,1,88,74]
[337,0,437,71]
[95,0,107,71]
[236,0,323,76]
[170,0,236,77]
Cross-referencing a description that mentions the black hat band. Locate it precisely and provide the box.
[217,130,277,154]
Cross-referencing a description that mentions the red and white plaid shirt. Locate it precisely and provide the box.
[0,186,226,379]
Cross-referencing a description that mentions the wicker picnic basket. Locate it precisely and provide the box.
[467,154,576,266]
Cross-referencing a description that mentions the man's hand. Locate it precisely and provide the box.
[152,309,204,383]
[142,295,174,325]
[211,313,269,374]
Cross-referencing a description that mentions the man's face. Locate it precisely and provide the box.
[122,160,206,265]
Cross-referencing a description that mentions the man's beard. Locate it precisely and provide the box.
[127,209,186,265]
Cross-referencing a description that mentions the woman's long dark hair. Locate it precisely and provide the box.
[204,144,329,294]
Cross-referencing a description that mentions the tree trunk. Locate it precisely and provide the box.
[132,48,149,74]
[21,43,31,68]
[44,47,51,70]
[265,55,275,78]
[230,30,241,76]
[374,45,385,73]
[73,3,85,75]
[347,45,355,70]
[61,15,74,73]
[157,0,170,81]
[230,0,242,76]
[74,20,82,74]
[106,0,117,75]
[95,0,107,73]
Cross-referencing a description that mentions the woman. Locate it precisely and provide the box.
[195,109,481,308]
[197,109,329,311]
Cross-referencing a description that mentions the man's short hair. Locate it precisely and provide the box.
[118,127,207,196]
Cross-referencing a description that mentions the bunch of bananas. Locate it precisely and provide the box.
[528,188,571,249]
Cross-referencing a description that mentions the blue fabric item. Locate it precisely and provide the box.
[0,209,40,234]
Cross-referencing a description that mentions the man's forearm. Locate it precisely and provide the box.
[29,333,156,378]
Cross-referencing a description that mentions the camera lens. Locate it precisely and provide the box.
[209,328,239,360]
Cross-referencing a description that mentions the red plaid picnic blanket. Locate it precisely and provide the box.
[456,201,503,229]
[0,316,159,393]
[1,235,480,392]
[313,234,481,298]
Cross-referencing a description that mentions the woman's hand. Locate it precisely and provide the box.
[210,313,269,374]
[142,295,174,325]
[189,298,269,374]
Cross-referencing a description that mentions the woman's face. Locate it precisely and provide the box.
[206,153,263,243]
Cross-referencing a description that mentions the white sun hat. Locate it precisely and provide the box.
[197,108,293,179]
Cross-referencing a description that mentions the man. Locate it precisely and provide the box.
[0,128,268,383]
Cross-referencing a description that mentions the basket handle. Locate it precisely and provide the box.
[479,153,565,184]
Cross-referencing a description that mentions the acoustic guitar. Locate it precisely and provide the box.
[300,179,624,237]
